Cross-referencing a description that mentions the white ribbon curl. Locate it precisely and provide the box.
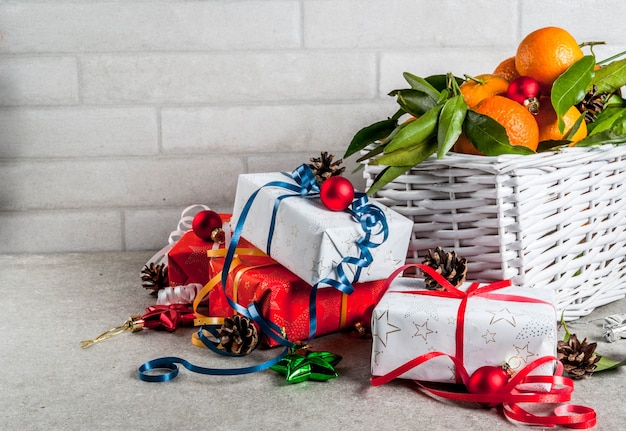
[156,283,204,306]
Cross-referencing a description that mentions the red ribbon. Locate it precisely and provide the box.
[371,352,596,428]
[383,264,555,383]
[143,304,196,332]
[373,264,596,428]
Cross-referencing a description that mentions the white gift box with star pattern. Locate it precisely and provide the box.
[231,172,413,287]
[371,277,557,384]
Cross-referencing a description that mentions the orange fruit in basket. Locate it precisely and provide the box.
[452,133,483,155]
[515,27,584,93]
[453,95,539,155]
[535,97,588,144]
[459,74,510,108]
[492,56,521,82]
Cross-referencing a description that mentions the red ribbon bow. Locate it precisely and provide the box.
[384,263,554,383]
[372,263,596,429]
[143,304,196,332]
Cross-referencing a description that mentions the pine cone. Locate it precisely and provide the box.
[218,315,259,355]
[557,334,601,379]
[421,247,468,290]
[576,84,610,123]
[141,262,169,295]
[308,151,346,184]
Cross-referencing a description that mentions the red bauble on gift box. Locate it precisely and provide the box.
[320,176,354,211]
[192,210,225,243]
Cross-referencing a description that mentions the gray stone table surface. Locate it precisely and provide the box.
[0,252,624,431]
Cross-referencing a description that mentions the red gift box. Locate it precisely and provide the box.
[168,214,255,286]
[196,250,388,347]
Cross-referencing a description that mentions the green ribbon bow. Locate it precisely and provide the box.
[270,350,342,383]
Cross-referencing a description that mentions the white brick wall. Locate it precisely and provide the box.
[1,0,624,253]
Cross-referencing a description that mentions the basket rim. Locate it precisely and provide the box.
[363,143,626,175]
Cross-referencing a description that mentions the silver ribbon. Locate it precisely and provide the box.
[602,314,626,343]
[156,283,203,306]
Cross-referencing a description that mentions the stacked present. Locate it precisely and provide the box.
[135,191,597,426]
[162,159,413,347]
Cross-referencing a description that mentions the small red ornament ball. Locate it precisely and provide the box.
[506,76,541,114]
[192,210,223,242]
[467,365,510,395]
[320,176,355,211]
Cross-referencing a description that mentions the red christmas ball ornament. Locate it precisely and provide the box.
[467,364,512,407]
[320,176,355,211]
[192,210,225,243]
[506,76,541,115]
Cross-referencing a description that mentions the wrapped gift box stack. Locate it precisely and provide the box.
[166,166,414,345]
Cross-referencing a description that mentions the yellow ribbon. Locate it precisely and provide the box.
[191,246,351,346]
[191,247,275,349]
[192,248,272,326]
[340,293,348,329]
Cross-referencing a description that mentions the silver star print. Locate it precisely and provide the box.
[413,320,434,342]
[342,231,361,254]
[487,307,523,327]
[372,308,401,348]
[514,342,536,363]
[384,249,402,269]
[373,348,384,365]
[310,258,329,281]
[507,342,537,369]
[481,329,496,344]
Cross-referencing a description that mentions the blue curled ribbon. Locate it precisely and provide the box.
[138,165,318,383]
[137,302,295,382]
[307,192,388,339]
[223,165,389,341]
[137,165,390,382]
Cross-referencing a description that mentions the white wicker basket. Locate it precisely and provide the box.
[363,144,626,320]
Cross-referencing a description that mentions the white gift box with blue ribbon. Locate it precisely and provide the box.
[231,170,414,288]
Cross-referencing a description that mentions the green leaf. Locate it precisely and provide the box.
[403,72,440,100]
[384,105,442,153]
[574,117,626,147]
[594,354,626,373]
[391,89,438,116]
[464,110,535,156]
[589,57,626,94]
[605,93,626,108]
[426,74,464,92]
[372,137,437,167]
[355,144,385,163]
[344,117,398,158]
[437,94,467,158]
[356,117,418,162]
[537,139,569,152]
[367,165,413,196]
[588,107,626,135]
[551,55,596,133]
[436,89,450,105]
